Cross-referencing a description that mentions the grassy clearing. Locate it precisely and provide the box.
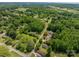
[0,46,11,57]
[0,45,21,57]
[10,51,21,57]
[50,52,67,57]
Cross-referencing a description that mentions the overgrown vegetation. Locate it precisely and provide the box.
[0,2,79,57]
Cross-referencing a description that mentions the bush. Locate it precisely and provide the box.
[6,29,16,39]
[29,20,44,33]
[16,34,36,52]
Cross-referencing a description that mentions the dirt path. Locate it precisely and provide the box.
[34,18,52,50]
[0,33,28,57]
[0,18,52,57]
[29,18,52,57]
[0,42,28,57]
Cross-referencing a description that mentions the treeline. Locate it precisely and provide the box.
[0,6,79,56]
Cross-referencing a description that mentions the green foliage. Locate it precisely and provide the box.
[46,46,52,57]
[16,34,36,52]
[0,46,11,57]
[0,5,79,56]
[29,19,44,33]
[49,28,79,53]
[4,36,13,45]
[6,29,17,39]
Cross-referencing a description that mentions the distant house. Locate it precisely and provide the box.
[43,31,53,41]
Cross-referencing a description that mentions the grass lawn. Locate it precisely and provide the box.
[50,51,67,57]
[0,45,21,57]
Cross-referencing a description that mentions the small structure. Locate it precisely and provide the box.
[43,31,53,41]
[42,44,48,49]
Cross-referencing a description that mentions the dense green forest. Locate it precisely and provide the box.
[0,2,79,57]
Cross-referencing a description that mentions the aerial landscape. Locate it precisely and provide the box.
[0,2,79,57]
